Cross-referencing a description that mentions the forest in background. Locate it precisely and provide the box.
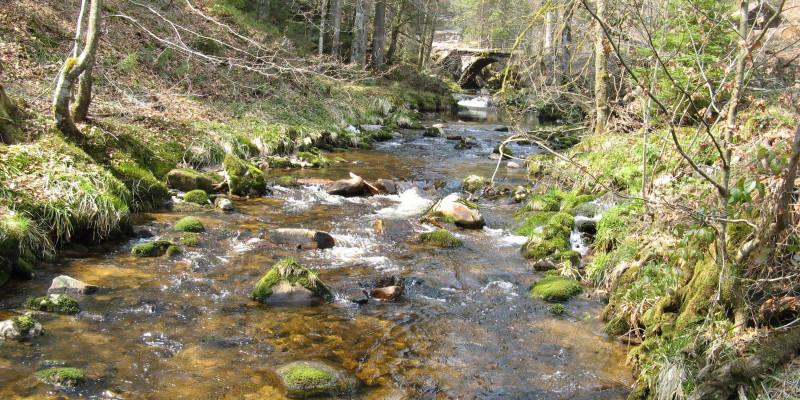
[1,0,800,398]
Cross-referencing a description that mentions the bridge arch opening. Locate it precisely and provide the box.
[458,57,500,90]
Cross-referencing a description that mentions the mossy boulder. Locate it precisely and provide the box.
[296,151,333,168]
[277,361,359,399]
[35,367,87,387]
[214,196,235,211]
[166,168,213,192]
[0,315,44,342]
[417,229,463,248]
[183,189,209,205]
[267,157,294,169]
[423,194,485,229]
[550,304,565,315]
[521,213,575,260]
[24,294,80,314]
[223,154,266,196]
[274,176,299,188]
[493,144,513,159]
[174,216,205,232]
[166,245,182,258]
[530,276,582,302]
[131,239,174,257]
[371,129,394,142]
[252,258,332,304]
[461,175,491,193]
[423,126,445,137]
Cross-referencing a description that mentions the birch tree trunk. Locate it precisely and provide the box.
[352,0,367,67]
[53,0,102,144]
[593,0,609,135]
[330,0,342,59]
[318,0,329,57]
[372,0,386,70]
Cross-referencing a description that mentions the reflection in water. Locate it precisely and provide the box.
[0,107,631,399]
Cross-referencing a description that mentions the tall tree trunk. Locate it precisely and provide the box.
[257,0,270,21]
[385,0,406,63]
[423,13,435,68]
[352,0,367,66]
[318,0,329,57]
[371,0,386,70]
[558,1,574,84]
[593,0,609,135]
[543,4,555,72]
[330,0,342,59]
[53,0,102,144]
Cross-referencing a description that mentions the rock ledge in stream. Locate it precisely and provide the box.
[277,360,359,398]
[252,258,332,304]
[268,228,335,250]
[422,193,485,229]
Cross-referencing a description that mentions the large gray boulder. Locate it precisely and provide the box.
[268,229,335,250]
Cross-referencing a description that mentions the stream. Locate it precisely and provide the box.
[0,100,632,399]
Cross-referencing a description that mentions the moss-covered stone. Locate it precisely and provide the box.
[131,239,174,257]
[549,304,565,315]
[530,276,582,302]
[165,168,213,192]
[417,229,463,247]
[371,129,394,142]
[278,361,359,398]
[223,154,266,196]
[462,175,491,193]
[181,233,199,247]
[423,126,444,137]
[166,245,182,258]
[493,143,514,158]
[268,157,294,169]
[174,216,204,232]
[35,367,86,387]
[24,294,80,314]
[1,315,44,341]
[296,151,332,168]
[274,176,299,187]
[252,258,332,303]
[521,213,575,260]
[183,189,208,205]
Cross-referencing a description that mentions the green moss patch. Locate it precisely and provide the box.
[462,175,490,193]
[530,276,582,302]
[251,258,331,302]
[131,239,174,257]
[184,189,209,205]
[24,294,80,314]
[166,168,213,192]
[274,176,299,187]
[181,232,199,247]
[284,365,334,388]
[521,213,575,260]
[35,367,86,387]
[549,304,565,315]
[417,229,463,248]
[174,216,205,232]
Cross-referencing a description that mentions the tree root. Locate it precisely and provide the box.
[690,327,800,399]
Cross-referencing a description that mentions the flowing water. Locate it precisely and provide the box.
[0,105,632,399]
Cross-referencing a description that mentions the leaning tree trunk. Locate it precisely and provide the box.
[318,0,329,57]
[593,0,609,135]
[371,0,386,70]
[330,0,343,59]
[53,0,102,144]
[352,0,367,67]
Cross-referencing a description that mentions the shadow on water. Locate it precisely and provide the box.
[0,100,632,399]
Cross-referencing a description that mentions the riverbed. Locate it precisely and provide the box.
[0,105,632,399]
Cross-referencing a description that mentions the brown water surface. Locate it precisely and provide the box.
[0,113,632,399]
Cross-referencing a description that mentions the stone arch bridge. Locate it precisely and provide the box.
[434,48,513,89]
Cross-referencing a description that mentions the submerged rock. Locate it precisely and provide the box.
[361,275,405,301]
[268,228,335,250]
[277,360,358,399]
[423,193,485,229]
[0,315,44,342]
[374,219,413,236]
[48,275,98,295]
[370,286,403,301]
[25,294,80,314]
[529,276,582,302]
[166,168,214,192]
[35,367,86,387]
[224,154,266,197]
[327,172,367,197]
[251,258,332,304]
[416,229,463,248]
